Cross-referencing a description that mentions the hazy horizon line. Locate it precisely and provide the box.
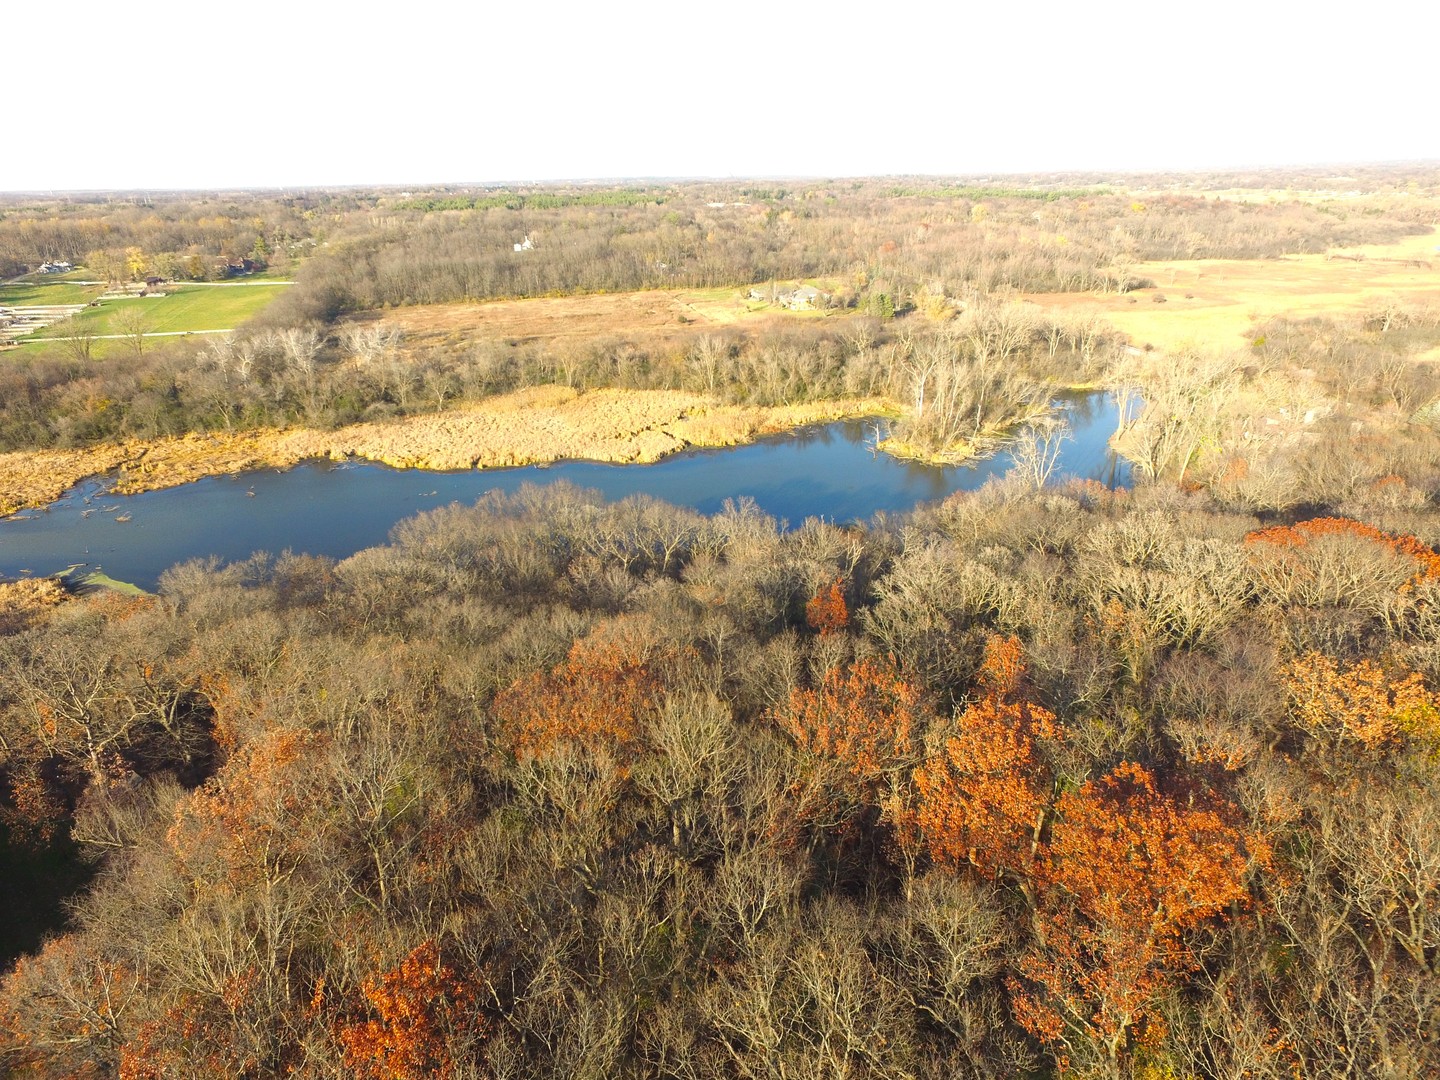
[4,159,1438,198]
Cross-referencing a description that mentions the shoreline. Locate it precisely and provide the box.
[1,387,901,517]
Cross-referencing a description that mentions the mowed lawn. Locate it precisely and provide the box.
[0,280,105,306]
[27,284,290,338]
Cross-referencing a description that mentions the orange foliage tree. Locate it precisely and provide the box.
[335,941,483,1080]
[0,766,67,850]
[0,935,137,1079]
[118,727,332,1078]
[1245,517,1440,583]
[905,638,1270,1074]
[119,991,259,1080]
[166,725,326,883]
[772,654,923,796]
[1013,763,1269,1073]
[492,630,662,766]
[1245,516,1440,619]
[910,636,1062,883]
[1282,651,1440,751]
[805,576,850,636]
[768,653,928,861]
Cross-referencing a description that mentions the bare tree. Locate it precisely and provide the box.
[274,326,323,418]
[112,306,150,359]
[1116,350,1243,482]
[1008,415,1072,489]
[339,321,404,366]
[60,317,99,362]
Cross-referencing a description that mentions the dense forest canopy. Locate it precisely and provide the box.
[2,167,1440,1077]
[3,476,1439,1078]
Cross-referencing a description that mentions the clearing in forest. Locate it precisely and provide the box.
[11,283,292,357]
[1024,229,1440,354]
[373,284,840,352]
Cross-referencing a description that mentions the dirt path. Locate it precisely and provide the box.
[40,329,235,341]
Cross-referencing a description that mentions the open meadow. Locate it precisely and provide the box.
[376,229,1440,361]
[1024,227,1440,353]
[0,280,104,307]
[369,281,844,354]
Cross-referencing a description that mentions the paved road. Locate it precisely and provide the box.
[32,329,235,342]
[181,280,295,286]
[5,278,293,287]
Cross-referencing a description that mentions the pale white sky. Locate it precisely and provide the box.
[4,2,1434,191]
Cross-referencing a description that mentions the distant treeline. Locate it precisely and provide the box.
[3,176,1429,311]
[886,184,1107,200]
[0,191,360,280]
[392,189,668,213]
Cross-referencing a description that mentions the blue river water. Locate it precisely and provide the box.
[1,392,1131,589]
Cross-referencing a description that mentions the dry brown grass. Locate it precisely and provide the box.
[373,286,835,352]
[0,576,69,633]
[0,446,135,518]
[1024,229,1440,354]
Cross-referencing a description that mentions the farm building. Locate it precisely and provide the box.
[747,283,830,310]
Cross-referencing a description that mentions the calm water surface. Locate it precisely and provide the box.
[2,392,1132,589]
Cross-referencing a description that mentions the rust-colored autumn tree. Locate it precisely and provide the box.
[774,655,922,787]
[805,576,849,636]
[1245,516,1440,623]
[0,934,137,1080]
[1013,763,1269,1074]
[910,635,1063,883]
[768,653,928,860]
[335,941,483,1080]
[0,766,67,850]
[1282,651,1440,751]
[1245,517,1440,585]
[166,725,326,883]
[116,727,331,1078]
[905,638,1270,1074]
[119,984,262,1080]
[492,625,662,766]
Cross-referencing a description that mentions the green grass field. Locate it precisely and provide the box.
[25,284,290,338]
[64,568,148,597]
[0,280,105,306]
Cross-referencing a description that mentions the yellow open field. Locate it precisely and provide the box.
[1023,229,1440,354]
